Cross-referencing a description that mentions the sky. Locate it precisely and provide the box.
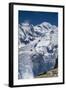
[19,10,58,26]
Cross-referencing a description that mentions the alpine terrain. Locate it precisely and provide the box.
[18,21,58,79]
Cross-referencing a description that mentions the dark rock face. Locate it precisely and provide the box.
[31,54,45,76]
[54,58,58,68]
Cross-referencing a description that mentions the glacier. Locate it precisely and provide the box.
[18,21,58,79]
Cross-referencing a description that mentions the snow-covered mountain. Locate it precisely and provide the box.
[18,21,58,46]
[18,21,58,79]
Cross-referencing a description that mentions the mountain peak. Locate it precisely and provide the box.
[18,21,58,47]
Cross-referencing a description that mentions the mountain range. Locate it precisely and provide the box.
[18,21,58,79]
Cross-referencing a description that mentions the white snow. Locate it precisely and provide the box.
[18,21,58,79]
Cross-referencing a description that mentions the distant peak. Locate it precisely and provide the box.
[21,20,30,26]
